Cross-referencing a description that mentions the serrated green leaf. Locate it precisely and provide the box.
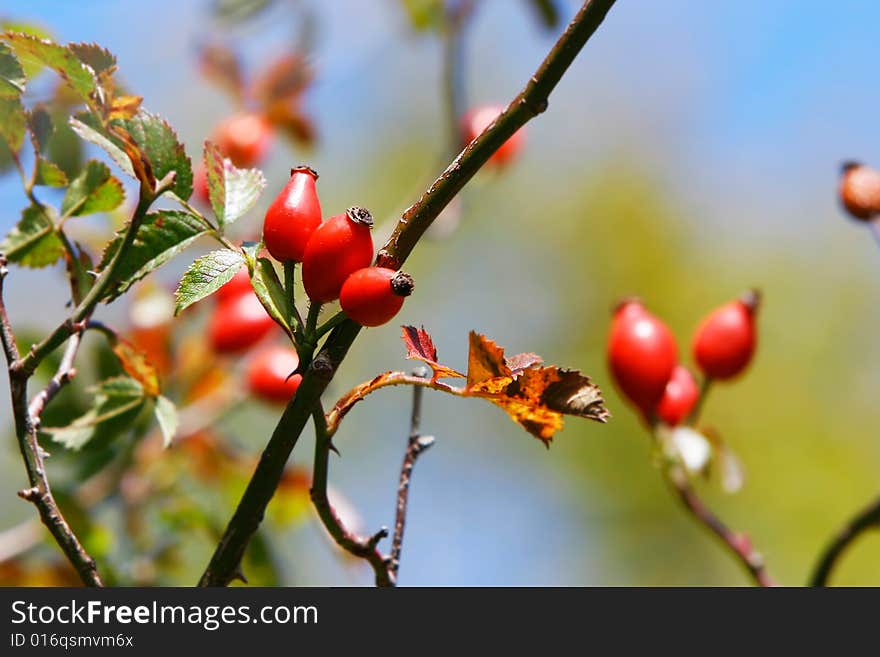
[153,395,178,448]
[0,22,51,77]
[117,109,192,199]
[69,114,134,178]
[28,106,53,152]
[0,95,26,153]
[203,140,266,228]
[98,210,209,301]
[0,42,25,97]
[174,248,244,315]
[0,204,64,268]
[43,377,145,450]
[61,159,124,216]
[34,158,67,187]
[68,42,116,77]
[3,33,96,102]
[242,241,294,339]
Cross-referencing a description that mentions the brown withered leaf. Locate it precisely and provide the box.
[494,367,609,445]
[197,43,244,102]
[252,52,312,107]
[506,352,543,375]
[111,335,160,397]
[265,101,315,148]
[402,325,464,381]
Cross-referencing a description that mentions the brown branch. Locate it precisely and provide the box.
[310,406,393,587]
[389,368,434,581]
[810,493,880,587]
[663,465,775,587]
[28,330,82,423]
[0,258,102,586]
[199,0,618,587]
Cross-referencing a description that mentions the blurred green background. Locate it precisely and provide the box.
[1,0,879,585]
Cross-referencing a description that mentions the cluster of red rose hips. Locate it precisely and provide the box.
[206,165,415,404]
[607,292,759,426]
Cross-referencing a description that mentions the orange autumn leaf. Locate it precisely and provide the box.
[111,335,160,396]
[107,94,142,121]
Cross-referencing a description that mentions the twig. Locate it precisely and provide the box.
[27,330,82,423]
[0,258,102,586]
[310,406,393,586]
[389,367,434,581]
[810,493,880,587]
[199,0,618,587]
[662,465,775,587]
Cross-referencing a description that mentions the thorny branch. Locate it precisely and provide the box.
[390,368,434,581]
[200,0,618,587]
[810,493,880,587]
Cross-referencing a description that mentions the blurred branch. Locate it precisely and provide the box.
[810,493,880,587]
[663,465,775,587]
[0,257,103,586]
[199,0,618,587]
[310,406,393,586]
[390,368,434,581]
[28,330,82,424]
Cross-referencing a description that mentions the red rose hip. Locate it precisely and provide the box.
[340,267,414,327]
[656,365,699,426]
[209,291,276,353]
[692,290,759,381]
[607,299,678,416]
[213,111,273,167]
[215,266,252,305]
[461,104,525,168]
[247,345,302,403]
[839,162,880,221]
[302,207,374,303]
[263,166,322,263]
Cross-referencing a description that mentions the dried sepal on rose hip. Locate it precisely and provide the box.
[607,298,678,418]
[302,206,374,303]
[692,290,759,381]
[461,104,525,168]
[839,161,880,221]
[263,166,322,263]
[209,290,276,354]
[340,267,414,327]
[212,111,274,167]
[247,345,302,403]
[655,365,699,426]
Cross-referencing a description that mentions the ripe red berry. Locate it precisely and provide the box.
[340,267,414,327]
[461,104,525,168]
[839,162,880,221]
[692,291,759,381]
[209,291,276,353]
[246,345,302,403]
[302,207,374,303]
[213,112,273,167]
[607,299,678,416]
[193,166,210,206]
[215,266,252,305]
[656,365,699,426]
[263,166,322,263]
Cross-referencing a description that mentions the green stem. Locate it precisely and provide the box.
[314,310,347,341]
[306,301,321,337]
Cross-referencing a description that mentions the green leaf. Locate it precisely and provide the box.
[0,95,26,153]
[0,42,25,97]
[0,22,51,77]
[174,248,244,315]
[0,204,64,268]
[203,140,266,228]
[153,395,178,448]
[64,243,94,305]
[98,210,209,301]
[69,114,134,178]
[68,42,116,77]
[43,377,146,450]
[242,241,294,339]
[28,106,53,152]
[3,33,96,103]
[34,158,67,187]
[117,109,192,199]
[61,159,124,216]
